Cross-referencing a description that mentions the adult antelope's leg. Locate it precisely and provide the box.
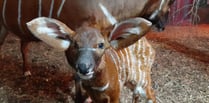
[0,24,8,59]
[0,25,8,48]
[21,40,32,76]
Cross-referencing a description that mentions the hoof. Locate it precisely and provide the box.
[84,97,92,103]
[24,71,32,76]
[147,100,153,103]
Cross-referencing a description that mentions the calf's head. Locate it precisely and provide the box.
[26,17,151,80]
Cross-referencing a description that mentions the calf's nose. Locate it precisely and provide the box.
[77,63,91,75]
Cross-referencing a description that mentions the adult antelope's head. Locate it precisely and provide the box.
[26,17,151,80]
[147,0,175,31]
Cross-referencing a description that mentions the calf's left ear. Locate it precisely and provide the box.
[109,17,152,49]
[26,17,75,51]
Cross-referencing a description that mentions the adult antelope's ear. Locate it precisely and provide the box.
[109,17,152,49]
[26,17,75,51]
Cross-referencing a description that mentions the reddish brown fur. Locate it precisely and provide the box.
[0,0,173,76]
[43,18,152,102]
[24,0,173,101]
[81,54,120,103]
[65,29,155,103]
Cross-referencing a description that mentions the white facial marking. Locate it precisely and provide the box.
[49,0,54,18]
[92,82,109,92]
[99,3,117,25]
[38,0,42,17]
[57,0,66,17]
[18,0,24,33]
[77,71,94,80]
[134,86,146,97]
[2,0,7,26]
[79,48,97,51]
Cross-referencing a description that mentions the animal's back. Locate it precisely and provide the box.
[0,0,149,39]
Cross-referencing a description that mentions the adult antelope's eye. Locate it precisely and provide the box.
[98,43,104,49]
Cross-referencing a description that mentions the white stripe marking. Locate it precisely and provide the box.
[110,50,124,81]
[128,47,135,81]
[109,53,119,70]
[92,82,109,92]
[99,3,117,25]
[49,0,54,18]
[141,71,146,87]
[120,50,128,80]
[135,46,140,81]
[2,0,7,26]
[139,68,143,86]
[115,53,124,80]
[57,0,66,17]
[142,39,148,65]
[159,0,165,10]
[124,49,131,79]
[18,0,24,33]
[38,0,42,17]
[139,41,143,85]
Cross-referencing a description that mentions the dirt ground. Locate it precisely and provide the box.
[0,25,208,103]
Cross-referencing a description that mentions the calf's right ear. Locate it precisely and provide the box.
[26,17,75,51]
[109,17,152,49]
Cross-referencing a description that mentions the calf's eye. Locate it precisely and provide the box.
[98,43,104,49]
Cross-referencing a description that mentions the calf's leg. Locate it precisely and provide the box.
[145,79,156,103]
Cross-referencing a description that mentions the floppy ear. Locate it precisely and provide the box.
[26,17,75,51]
[109,17,152,49]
